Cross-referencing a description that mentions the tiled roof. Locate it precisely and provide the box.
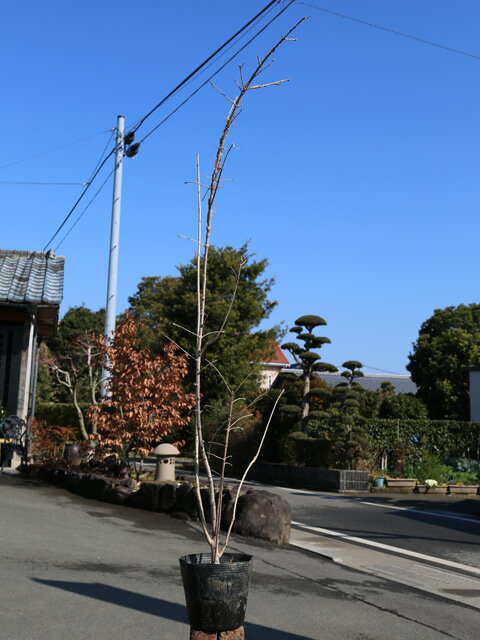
[270,344,290,365]
[0,249,65,306]
[259,343,290,366]
[283,367,418,395]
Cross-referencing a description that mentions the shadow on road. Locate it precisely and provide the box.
[32,579,317,640]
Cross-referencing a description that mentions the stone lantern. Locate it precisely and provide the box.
[153,443,180,481]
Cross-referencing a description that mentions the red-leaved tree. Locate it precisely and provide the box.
[87,312,194,478]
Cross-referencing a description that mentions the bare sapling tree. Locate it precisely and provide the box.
[181,20,305,564]
[45,335,103,440]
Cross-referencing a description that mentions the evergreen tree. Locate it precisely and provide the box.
[281,315,337,431]
[330,361,370,470]
[128,244,279,406]
[42,306,105,404]
[408,303,480,418]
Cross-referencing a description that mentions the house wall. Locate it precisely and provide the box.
[469,371,480,422]
[17,321,34,421]
[259,365,283,390]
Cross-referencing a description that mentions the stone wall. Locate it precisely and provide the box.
[27,466,291,544]
[250,462,370,492]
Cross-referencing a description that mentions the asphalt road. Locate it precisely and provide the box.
[170,463,480,572]
[2,472,480,640]
[254,485,480,570]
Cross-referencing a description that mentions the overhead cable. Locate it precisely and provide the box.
[88,128,116,180]
[43,1,295,249]
[139,0,296,144]
[0,180,86,186]
[43,148,115,251]
[127,2,280,133]
[131,0,285,134]
[0,128,114,172]
[362,364,405,375]
[54,169,115,251]
[300,2,480,61]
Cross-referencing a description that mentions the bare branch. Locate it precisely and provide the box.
[205,358,232,395]
[190,18,305,563]
[221,389,284,554]
[202,258,245,354]
[178,234,206,247]
[184,180,211,190]
[163,334,193,359]
[210,81,234,104]
[248,79,290,90]
[171,322,199,338]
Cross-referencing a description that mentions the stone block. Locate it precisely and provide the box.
[232,489,291,544]
[126,481,160,510]
[175,483,198,519]
[159,482,177,511]
[104,484,132,505]
[190,630,216,640]
[218,626,245,639]
[189,628,244,640]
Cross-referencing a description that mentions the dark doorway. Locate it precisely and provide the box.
[0,324,23,416]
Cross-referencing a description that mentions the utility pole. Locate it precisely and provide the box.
[101,115,125,395]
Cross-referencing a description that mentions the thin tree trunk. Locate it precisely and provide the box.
[72,386,88,441]
[301,369,311,432]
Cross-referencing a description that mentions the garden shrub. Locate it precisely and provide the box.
[285,432,332,467]
[35,402,91,429]
[442,457,480,473]
[447,471,479,484]
[406,450,452,483]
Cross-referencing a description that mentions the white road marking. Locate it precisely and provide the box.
[269,483,480,525]
[292,521,480,577]
[357,500,480,524]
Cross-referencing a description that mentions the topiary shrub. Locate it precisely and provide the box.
[286,432,332,467]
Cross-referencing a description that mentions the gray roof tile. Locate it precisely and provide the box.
[283,367,417,395]
[0,249,65,305]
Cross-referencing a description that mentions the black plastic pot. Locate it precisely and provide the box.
[179,552,252,632]
[64,443,82,467]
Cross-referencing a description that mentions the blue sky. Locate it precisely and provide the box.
[2,1,480,374]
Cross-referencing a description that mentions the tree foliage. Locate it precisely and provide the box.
[39,306,105,439]
[128,244,279,404]
[87,313,194,475]
[407,304,480,419]
[378,393,428,419]
[42,306,105,404]
[328,361,369,470]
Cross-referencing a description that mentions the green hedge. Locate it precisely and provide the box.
[292,417,480,469]
[35,402,91,428]
[285,432,332,467]
[366,418,480,459]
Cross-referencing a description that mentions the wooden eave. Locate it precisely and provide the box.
[0,303,60,338]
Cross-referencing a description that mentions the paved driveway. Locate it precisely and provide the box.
[1,473,479,640]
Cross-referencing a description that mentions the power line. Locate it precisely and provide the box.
[300,3,480,61]
[362,364,406,376]
[139,0,296,144]
[54,169,114,252]
[43,148,115,251]
[88,128,116,179]
[0,128,114,172]
[0,180,86,186]
[2,127,114,191]
[44,1,295,250]
[131,0,285,135]
[127,2,280,132]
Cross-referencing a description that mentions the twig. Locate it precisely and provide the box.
[221,389,284,555]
